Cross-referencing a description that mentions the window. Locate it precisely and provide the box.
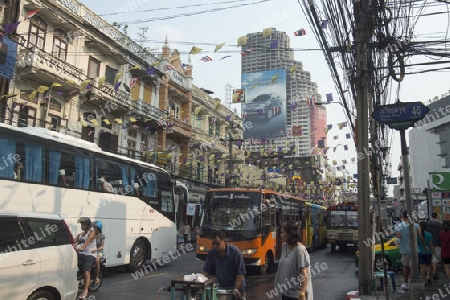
[50,116,60,131]
[52,29,67,61]
[96,158,131,195]
[18,106,29,127]
[28,16,47,49]
[105,65,117,85]
[0,217,24,252]
[49,99,62,112]
[48,145,92,189]
[87,57,100,78]
[23,218,72,247]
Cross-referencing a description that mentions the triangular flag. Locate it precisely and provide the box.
[320,20,329,29]
[37,85,50,94]
[237,36,248,46]
[290,65,298,74]
[262,28,272,38]
[79,79,91,90]
[294,28,306,36]
[114,118,123,124]
[103,119,111,125]
[189,46,202,54]
[114,72,123,84]
[79,120,87,127]
[214,42,225,52]
[128,65,140,71]
[214,101,220,110]
[270,40,279,49]
[51,82,62,87]
[326,93,333,102]
[129,117,137,122]
[91,119,99,126]
[271,75,278,84]
[28,91,38,100]
[5,22,20,34]
[194,106,202,115]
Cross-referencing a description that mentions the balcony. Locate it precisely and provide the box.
[130,99,167,121]
[166,115,192,140]
[16,48,85,89]
[83,82,131,114]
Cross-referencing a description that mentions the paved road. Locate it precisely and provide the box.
[85,244,359,300]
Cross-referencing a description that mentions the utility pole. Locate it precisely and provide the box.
[354,0,373,295]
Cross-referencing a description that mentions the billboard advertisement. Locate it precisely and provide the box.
[241,69,287,140]
[0,37,18,80]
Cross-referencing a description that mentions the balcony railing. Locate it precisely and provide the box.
[130,100,167,120]
[16,48,85,85]
[167,116,192,135]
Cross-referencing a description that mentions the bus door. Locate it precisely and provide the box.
[274,196,283,260]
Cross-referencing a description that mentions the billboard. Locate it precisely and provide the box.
[232,89,246,103]
[0,37,18,79]
[241,69,287,140]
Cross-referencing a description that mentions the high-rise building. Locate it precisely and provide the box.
[240,29,321,156]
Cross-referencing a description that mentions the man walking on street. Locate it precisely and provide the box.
[427,212,443,279]
[396,210,422,290]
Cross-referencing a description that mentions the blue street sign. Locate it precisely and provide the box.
[372,101,429,124]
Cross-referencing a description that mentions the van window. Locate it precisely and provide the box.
[0,217,24,253]
[24,218,72,247]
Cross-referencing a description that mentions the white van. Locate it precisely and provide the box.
[0,211,77,300]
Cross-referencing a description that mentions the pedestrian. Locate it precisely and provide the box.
[201,229,246,300]
[417,221,434,286]
[183,220,191,243]
[273,221,313,300]
[427,212,443,279]
[395,210,423,290]
[440,220,450,280]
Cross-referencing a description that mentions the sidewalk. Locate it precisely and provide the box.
[352,267,449,299]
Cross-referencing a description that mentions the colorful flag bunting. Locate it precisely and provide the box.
[130,78,138,89]
[346,133,351,139]
[320,20,329,29]
[163,64,173,71]
[326,93,333,102]
[262,28,272,38]
[307,97,315,107]
[214,42,225,52]
[219,55,232,60]
[114,72,122,84]
[194,106,202,115]
[237,36,248,46]
[37,85,49,94]
[114,118,123,124]
[146,66,155,75]
[200,56,212,62]
[103,119,111,125]
[114,81,121,92]
[290,65,298,74]
[327,124,333,130]
[129,117,137,123]
[294,28,306,36]
[24,9,40,21]
[189,46,202,54]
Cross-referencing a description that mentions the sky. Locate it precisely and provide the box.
[81,0,450,194]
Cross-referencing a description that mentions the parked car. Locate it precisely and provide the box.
[243,93,283,121]
[354,237,401,272]
[0,211,78,300]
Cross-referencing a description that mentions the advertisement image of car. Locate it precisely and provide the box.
[242,93,283,121]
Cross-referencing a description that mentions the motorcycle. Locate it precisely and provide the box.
[77,255,106,292]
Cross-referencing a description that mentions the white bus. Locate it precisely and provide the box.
[0,123,188,271]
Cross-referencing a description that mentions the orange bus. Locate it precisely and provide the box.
[196,188,324,275]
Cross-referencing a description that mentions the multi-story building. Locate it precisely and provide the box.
[240,28,322,155]
[0,0,244,191]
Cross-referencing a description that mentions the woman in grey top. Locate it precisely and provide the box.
[273,221,313,300]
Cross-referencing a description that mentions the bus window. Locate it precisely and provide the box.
[16,140,45,183]
[0,137,17,180]
[95,158,129,194]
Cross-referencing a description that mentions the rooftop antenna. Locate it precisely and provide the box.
[137,27,148,47]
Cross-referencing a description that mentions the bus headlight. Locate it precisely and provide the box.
[241,248,257,255]
[328,234,335,239]
[197,245,208,252]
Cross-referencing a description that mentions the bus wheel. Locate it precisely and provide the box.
[130,239,147,272]
[331,244,336,252]
[260,252,273,275]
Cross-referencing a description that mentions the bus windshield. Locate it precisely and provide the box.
[329,210,358,227]
[200,191,262,235]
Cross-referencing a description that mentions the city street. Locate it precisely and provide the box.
[85,244,359,300]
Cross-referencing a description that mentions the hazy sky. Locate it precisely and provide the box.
[83,0,450,192]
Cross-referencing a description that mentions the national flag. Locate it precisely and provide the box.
[219,55,232,60]
[294,28,306,36]
[326,93,333,102]
[130,78,138,89]
[214,42,225,52]
[24,9,39,21]
[240,49,255,56]
[270,40,279,49]
[210,117,217,124]
[5,22,20,34]
[307,97,315,107]
[189,46,202,54]
[157,119,165,126]
[200,56,212,62]
[262,28,272,38]
[183,118,189,123]
[237,36,248,46]
[163,64,173,71]
[320,20,329,29]
[181,63,192,70]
